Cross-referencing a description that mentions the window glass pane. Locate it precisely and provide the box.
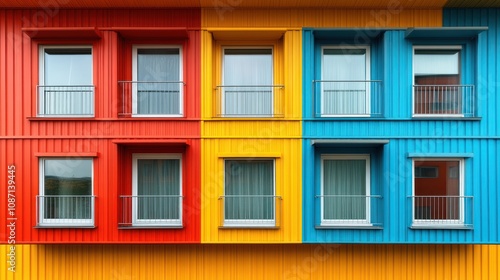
[414,160,460,220]
[44,48,92,85]
[222,49,273,116]
[323,159,366,220]
[43,159,92,219]
[414,49,459,84]
[323,48,366,81]
[223,49,272,85]
[137,159,180,220]
[224,160,274,220]
[322,48,368,115]
[136,48,181,115]
[41,48,93,115]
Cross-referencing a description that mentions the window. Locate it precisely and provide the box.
[412,159,467,226]
[320,155,371,225]
[38,158,94,226]
[130,46,183,117]
[131,154,182,226]
[223,159,276,227]
[38,46,94,116]
[220,48,274,117]
[413,47,471,116]
[320,46,372,117]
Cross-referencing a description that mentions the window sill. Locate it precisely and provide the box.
[118,225,183,229]
[316,224,383,230]
[412,116,481,121]
[28,117,95,121]
[311,117,385,120]
[212,117,285,120]
[219,224,279,229]
[35,225,96,229]
[28,117,201,121]
[410,224,473,230]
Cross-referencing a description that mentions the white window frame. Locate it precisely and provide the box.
[320,154,371,226]
[411,158,465,226]
[38,45,94,117]
[132,45,183,117]
[132,153,183,226]
[223,158,276,227]
[38,158,94,227]
[412,45,462,117]
[321,45,371,117]
[221,46,274,117]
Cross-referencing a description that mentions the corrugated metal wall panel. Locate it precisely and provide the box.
[0,8,202,243]
[0,138,201,243]
[28,121,200,138]
[0,0,450,9]
[202,9,442,28]
[444,8,499,136]
[201,139,302,243]
[302,138,500,243]
[0,9,201,137]
[1,244,500,279]
[302,9,499,243]
[203,121,301,138]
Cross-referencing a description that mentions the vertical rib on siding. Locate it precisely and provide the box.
[201,139,302,243]
[1,244,499,279]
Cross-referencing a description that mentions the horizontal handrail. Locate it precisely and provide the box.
[37,85,95,116]
[413,84,475,117]
[409,195,473,226]
[36,195,95,225]
[313,80,383,117]
[219,195,282,228]
[119,195,183,227]
[214,85,285,118]
[118,81,184,116]
[315,195,383,227]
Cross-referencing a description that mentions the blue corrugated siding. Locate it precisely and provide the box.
[302,9,500,243]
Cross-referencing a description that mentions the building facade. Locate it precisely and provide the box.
[1,1,499,279]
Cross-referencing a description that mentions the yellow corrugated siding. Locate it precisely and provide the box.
[203,121,301,138]
[201,138,302,243]
[2,244,499,279]
[202,9,443,28]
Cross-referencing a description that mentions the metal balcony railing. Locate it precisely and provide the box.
[37,85,94,116]
[36,195,95,226]
[410,196,473,227]
[119,195,183,227]
[214,85,284,117]
[118,81,184,116]
[315,195,383,227]
[313,80,383,117]
[219,195,282,228]
[413,85,476,117]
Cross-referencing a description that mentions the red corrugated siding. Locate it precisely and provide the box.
[2,140,201,244]
[0,9,201,243]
